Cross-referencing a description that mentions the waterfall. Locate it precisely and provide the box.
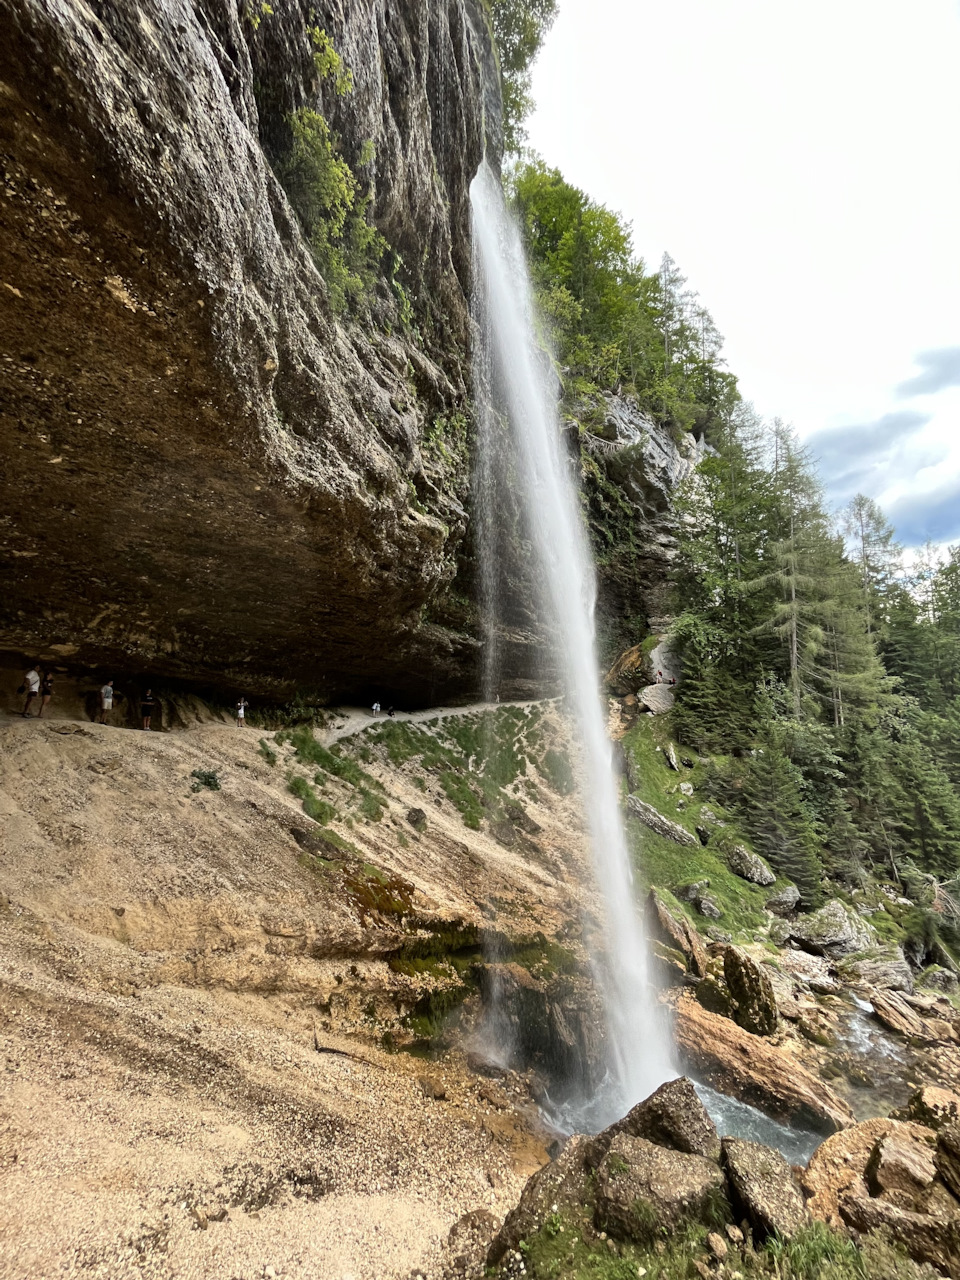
[470,160,675,1128]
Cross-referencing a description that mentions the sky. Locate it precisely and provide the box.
[526,0,960,549]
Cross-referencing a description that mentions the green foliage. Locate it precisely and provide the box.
[307,24,353,94]
[242,1,273,31]
[278,107,385,311]
[508,160,738,434]
[488,0,558,152]
[189,768,221,793]
[541,746,574,794]
[622,718,778,937]
[257,738,277,766]
[669,408,960,902]
[287,773,337,824]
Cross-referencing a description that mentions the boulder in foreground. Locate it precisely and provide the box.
[594,1133,728,1241]
[722,1136,806,1240]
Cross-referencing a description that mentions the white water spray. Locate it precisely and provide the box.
[470,161,675,1126]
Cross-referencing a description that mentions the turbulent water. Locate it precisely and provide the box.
[470,160,675,1125]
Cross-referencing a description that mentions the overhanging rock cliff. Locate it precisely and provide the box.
[0,0,497,702]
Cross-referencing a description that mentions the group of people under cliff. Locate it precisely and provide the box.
[17,666,251,730]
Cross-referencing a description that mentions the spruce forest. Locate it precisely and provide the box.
[507,153,960,958]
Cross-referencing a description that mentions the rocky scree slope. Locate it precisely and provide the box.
[0,701,614,1275]
[0,0,496,703]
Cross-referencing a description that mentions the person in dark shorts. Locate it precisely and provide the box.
[141,689,156,731]
[37,672,54,718]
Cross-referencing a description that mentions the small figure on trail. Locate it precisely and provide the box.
[38,672,54,718]
[99,680,114,724]
[670,676,676,686]
[21,667,40,716]
[656,670,663,684]
[141,689,155,731]
[387,706,395,718]
[372,701,380,717]
[236,696,249,727]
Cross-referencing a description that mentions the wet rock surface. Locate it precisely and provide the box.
[645,890,708,978]
[674,993,855,1133]
[607,1077,721,1162]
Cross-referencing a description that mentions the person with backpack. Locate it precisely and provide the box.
[99,679,114,724]
[37,672,54,718]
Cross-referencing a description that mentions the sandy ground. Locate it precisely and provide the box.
[0,705,587,1279]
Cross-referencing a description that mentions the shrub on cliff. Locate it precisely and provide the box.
[278,107,384,311]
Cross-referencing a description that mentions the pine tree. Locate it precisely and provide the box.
[741,724,823,906]
[841,494,902,637]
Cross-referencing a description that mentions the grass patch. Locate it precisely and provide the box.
[287,773,338,825]
[257,738,277,766]
[622,718,780,939]
[190,768,221,792]
[507,1212,901,1280]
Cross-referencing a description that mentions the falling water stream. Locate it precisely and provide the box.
[470,160,674,1127]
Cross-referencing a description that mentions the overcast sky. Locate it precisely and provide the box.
[527,0,960,548]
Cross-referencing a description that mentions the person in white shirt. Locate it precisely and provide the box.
[22,668,40,717]
[236,696,249,727]
[99,680,114,724]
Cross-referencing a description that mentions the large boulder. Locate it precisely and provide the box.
[627,796,697,846]
[936,1121,960,1200]
[727,844,775,887]
[775,900,875,958]
[845,952,914,993]
[919,966,959,994]
[895,1086,960,1132]
[639,684,675,715]
[866,1130,937,1209]
[721,1137,806,1240]
[803,1118,938,1227]
[608,1076,721,1162]
[840,1193,960,1277]
[870,990,926,1039]
[674,993,854,1134]
[766,884,801,917]
[645,892,708,978]
[594,1133,728,1243]
[723,947,780,1037]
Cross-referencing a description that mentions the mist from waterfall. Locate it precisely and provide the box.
[470,159,675,1127]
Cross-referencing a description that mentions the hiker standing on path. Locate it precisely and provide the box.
[372,701,380,717]
[236,696,249,727]
[99,680,114,724]
[37,672,54,718]
[21,666,40,716]
[141,689,155,731]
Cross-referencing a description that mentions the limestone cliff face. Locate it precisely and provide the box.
[0,0,497,702]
